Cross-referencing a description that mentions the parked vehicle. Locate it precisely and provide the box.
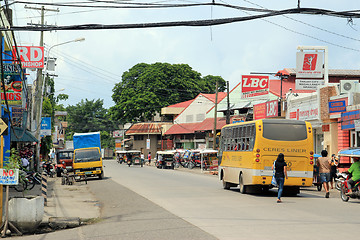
[200,149,218,171]
[155,150,175,169]
[340,172,360,202]
[55,149,74,177]
[174,149,186,168]
[335,172,347,191]
[42,160,55,178]
[73,132,104,179]
[116,150,127,164]
[126,150,143,167]
[61,162,75,185]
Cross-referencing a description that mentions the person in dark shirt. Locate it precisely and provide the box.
[272,153,288,203]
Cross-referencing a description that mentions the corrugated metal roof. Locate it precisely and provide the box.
[195,117,229,131]
[164,122,201,135]
[166,99,194,108]
[126,123,163,135]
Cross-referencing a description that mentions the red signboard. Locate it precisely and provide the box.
[253,100,278,120]
[241,75,269,98]
[13,46,44,68]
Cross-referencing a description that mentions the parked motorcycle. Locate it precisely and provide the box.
[42,160,55,177]
[340,172,360,202]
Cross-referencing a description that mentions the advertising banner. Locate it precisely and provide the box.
[241,75,269,98]
[13,46,44,69]
[341,110,360,130]
[40,117,51,137]
[254,100,278,120]
[1,63,23,105]
[296,52,324,78]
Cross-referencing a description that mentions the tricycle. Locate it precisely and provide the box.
[126,150,143,167]
[155,150,175,169]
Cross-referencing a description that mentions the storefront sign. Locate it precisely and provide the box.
[146,139,150,149]
[254,100,278,120]
[289,104,319,121]
[329,100,346,113]
[295,79,324,90]
[13,46,44,68]
[296,52,324,78]
[341,110,360,130]
[0,63,23,106]
[241,75,269,98]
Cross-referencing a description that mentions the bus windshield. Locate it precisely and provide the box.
[74,149,101,163]
[263,122,307,141]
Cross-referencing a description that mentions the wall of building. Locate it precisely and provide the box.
[175,95,214,124]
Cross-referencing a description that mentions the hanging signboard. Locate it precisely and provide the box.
[40,117,51,137]
[329,100,346,113]
[13,46,44,69]
[146,139,150,149]
[241,75,269,98]
[296,52,324,78]
[295,79,325,90]
[288,101,319,121]
[341,110,360,130]
[253,100,278,120]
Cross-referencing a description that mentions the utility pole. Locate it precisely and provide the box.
[25,5,59,170]
[213,81,218,149]
[226,81,230,124]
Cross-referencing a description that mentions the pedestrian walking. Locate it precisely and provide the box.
[317,150,332,198]
[330,154,339,189]
[148,152,151,165]
[272,153,288,203]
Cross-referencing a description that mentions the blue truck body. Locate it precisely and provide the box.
[73,132,101,150]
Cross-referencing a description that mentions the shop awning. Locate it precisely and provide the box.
[338,147,360,157]
[11,127,39,142]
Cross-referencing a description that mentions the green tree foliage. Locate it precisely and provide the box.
[66,99,116,148]
[110,62,226,123]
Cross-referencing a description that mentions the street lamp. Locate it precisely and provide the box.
[33,37,85,170]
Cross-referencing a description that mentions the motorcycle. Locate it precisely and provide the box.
[335,172,347,191]
[340,172,360,202]
[127,159,132,167]
[42,160,55,178]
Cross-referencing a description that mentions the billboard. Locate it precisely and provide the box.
[341,110,360,130]
[40,117,51,137]
[1,63,23,105]
[253,100,278,120]
[296,52,324,78]
[13,46,44,69]
[241,75,269,98]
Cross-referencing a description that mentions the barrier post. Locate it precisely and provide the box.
[41,172,48,206]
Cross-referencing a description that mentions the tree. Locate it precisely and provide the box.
[66,99,116,148]
[110,62,226,123]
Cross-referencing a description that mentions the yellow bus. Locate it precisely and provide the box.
[219,119,314,195]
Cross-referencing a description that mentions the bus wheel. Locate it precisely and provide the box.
[239,174,247,194]
[222,178,231,190]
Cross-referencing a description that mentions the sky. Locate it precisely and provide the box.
[8,0,360,109]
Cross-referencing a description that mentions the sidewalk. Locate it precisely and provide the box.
[8,176,100,225]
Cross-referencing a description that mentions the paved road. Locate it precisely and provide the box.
[102,160,360,240]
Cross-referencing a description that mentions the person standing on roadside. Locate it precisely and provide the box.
[272,153,288,203]
[317,150,332,198]
[330,154,339,189]
[148,152,151,165]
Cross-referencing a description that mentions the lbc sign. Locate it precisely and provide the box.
[241,75,269,98]
[13,46,44,68]
[253,100,278,120]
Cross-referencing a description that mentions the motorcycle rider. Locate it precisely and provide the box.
[344,157,360,195]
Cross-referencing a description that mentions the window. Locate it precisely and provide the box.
[263,122,306,141]
[134,135,144,141]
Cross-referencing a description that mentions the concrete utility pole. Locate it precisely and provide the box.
[213,81,218,149]
[226,81,230,124]
[25,5,59,170]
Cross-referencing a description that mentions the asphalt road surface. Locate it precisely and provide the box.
[19,160,360,240]
[101,160,360,240]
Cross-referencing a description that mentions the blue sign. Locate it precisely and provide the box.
[329,100,346,113]
[341,110,360,130]
[40,117,51,136]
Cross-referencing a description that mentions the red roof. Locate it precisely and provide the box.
[166,99,194,108]
[126,123,162,135]
[164,122,201,135]
[202,92,227,103]
[269,79,315,98]
[196,117,229,131]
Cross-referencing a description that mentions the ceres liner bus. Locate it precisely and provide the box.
[219,119,314,194]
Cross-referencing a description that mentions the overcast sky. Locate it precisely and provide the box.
[9,0,360,108]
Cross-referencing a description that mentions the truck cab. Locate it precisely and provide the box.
[55,149,74,177]
[73,147,104,179]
